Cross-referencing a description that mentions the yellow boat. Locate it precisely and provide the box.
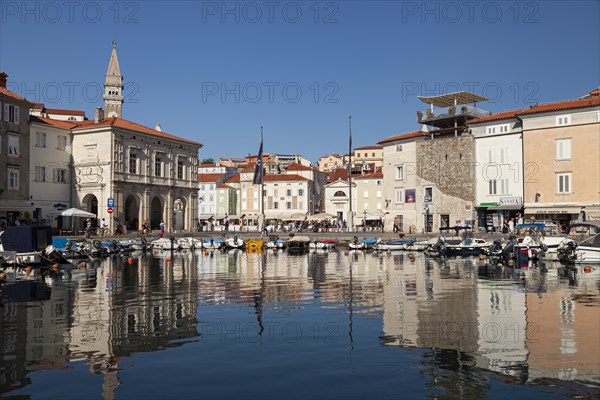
[245,239,264,252]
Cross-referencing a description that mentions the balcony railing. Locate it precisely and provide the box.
[417,105,491,123]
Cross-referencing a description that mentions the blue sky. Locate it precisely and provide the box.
[2,1,599,162]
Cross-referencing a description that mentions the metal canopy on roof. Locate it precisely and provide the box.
[418,91,488,107]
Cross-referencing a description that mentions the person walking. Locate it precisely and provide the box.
[85,218,92,239]
[393,217,399,233]
[159,220,165,237]
[508,218,515,233]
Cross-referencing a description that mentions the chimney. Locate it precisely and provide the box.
[155,124,162,132]
[94,107,104,123]
[0,72,7,89]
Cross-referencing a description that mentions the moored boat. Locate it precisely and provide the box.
[245,239,264,252]
[202,237,224,250]
[374,239,415,251]
[309,239,338,249]
[287,236,311,254]
[225,236,245,249]
[348,237,378,250]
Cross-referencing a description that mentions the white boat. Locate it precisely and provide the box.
[557,222,600,264]
[266,238,286,249]
[374,239,415,251]
[177,237,203,250]
[287,236,311,253]
[442,237,494,257]
[225,236,244,249]
[151,238,176,251]
[309,239,338,249]
[348,237,378,250]
[202,237,224,250]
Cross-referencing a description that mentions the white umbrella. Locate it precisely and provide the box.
[61,208,97,217]
[60,208,96,235]
[311,212,335,221]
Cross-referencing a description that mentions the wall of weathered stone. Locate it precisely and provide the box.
[416,134,475,202]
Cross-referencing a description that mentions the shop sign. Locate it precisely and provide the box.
[499,197,522,206]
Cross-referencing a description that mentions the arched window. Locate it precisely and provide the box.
[334,191,346,197]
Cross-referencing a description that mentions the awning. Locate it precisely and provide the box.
[487,205,523,210]
[197,214,214,220]
[525,206,581,214]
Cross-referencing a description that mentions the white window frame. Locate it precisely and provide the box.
[286,189,292,196]
[177,159,184,179]
[3,104,19,124]
[556,138,572,161]
[35,132,46,148]
[424,187,433,203]
[8,135,19,156]
[55,168,67,184]
[396,144,403,152]
[499,124,509,133]
[129,152,137,174]
[396,165,404,180]
[364,203,369,210]
[489,180,497,195]
[274,201,279,209]
[363,190,369,198]
[556,115,571,126]
[286,202,291,209]
[557,172,572,194]
[486,126,496,135]
[35,166,46,182]
[155,154,163,177]
[376,190,382,198]
[57,135,67,150]
[298,189,304,196]
[376,202,382,210]
[8,167,19,190]
[500,178,509,195]
[395,189,404,204]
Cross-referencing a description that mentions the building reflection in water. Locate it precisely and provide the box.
[1,251,598,398]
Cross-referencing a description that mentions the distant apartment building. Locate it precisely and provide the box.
[317,153,344,172]
[197,164,237,219]
[353,170,385,227]
[353,145,383,170]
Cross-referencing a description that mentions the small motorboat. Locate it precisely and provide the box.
[287,236,311,254]
[225,236,244,249]
[151,238,176,251]
[202,237,224,250]
[557,222,600,264]
[374,239,415,251]
[348,237,378,250]
[309,239,338,249]
[441,237,493,257]
[177,237,203,250]
[266,237,286,249]
[245,239,264,252]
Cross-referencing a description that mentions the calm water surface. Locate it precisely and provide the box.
[1,250,599,399]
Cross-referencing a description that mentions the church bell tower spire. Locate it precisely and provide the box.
[103,41,124,118]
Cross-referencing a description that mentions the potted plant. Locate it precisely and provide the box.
[426,109,434,118]
[461,105,468,114]
[417,110,423,120]
[448,105,456,115]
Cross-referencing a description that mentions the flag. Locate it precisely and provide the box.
[253,133,264,185]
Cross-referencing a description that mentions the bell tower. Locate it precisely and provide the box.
[103,41,123,118]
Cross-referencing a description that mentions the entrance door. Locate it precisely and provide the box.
[337,211,343,221]
[396,215,404,232]
[425,214,433,233]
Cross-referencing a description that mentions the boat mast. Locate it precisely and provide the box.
[348,116,354,232]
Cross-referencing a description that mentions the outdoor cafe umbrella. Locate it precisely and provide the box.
[60,208,96,234]
[310,212,335,221]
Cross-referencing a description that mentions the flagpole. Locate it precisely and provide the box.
[348,116,354,232]
[260,126,265,233]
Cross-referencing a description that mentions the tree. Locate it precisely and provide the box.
[201,158,215,164]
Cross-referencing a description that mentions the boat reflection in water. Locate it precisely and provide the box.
[0,251,598,399]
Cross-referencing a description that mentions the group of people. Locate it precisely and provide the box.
[501,214,525,234]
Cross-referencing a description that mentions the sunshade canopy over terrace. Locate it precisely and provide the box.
[418,91,488,107]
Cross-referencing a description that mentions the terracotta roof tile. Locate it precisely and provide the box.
[286,162,312,171]
[354,145,383,150]
[0,87,34,106]
[467,109,526,124]
[225,175,240,183]
[354,171,383,179]
[30,115,79,129]
[518,97,600,115]
[378,131,424,144]
[74,117,202,146]
[264,174,307,182]
[198,173,224,183]
[44,108,86,117]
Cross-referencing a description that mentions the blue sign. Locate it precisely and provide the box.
[424,196,431,203]
[107,198,114,208]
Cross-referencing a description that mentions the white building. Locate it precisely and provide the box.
[197,164,237,219]
[469,110,525,231]
[379,131,426,233]
[29,116,76,226]
[324,178,356,223]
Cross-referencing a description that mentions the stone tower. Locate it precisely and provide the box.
[103,41,123,118]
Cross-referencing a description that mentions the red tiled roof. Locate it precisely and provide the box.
[469,97,600,124]
[74,117,202,146]
[217,183,234,189]
[264,174,307,182]
[199,163,218,168]
[198,173,224,183]
[0,87,34,106]
[378,131,424,144]
[30,115,79,129]
[326,168,359,183]
[33,103,45,109]
[225,175,240,183]
[467,109,526,124]
[286,162,312,171]
[354,145,383,150]
[354,171,383,179]
[518,97,600,115]
[44,108,86,117]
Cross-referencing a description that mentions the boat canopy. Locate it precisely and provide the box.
[0,226,52,252]
[516,223,546,229]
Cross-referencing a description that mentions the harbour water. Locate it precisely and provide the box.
[1,251,599,399]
